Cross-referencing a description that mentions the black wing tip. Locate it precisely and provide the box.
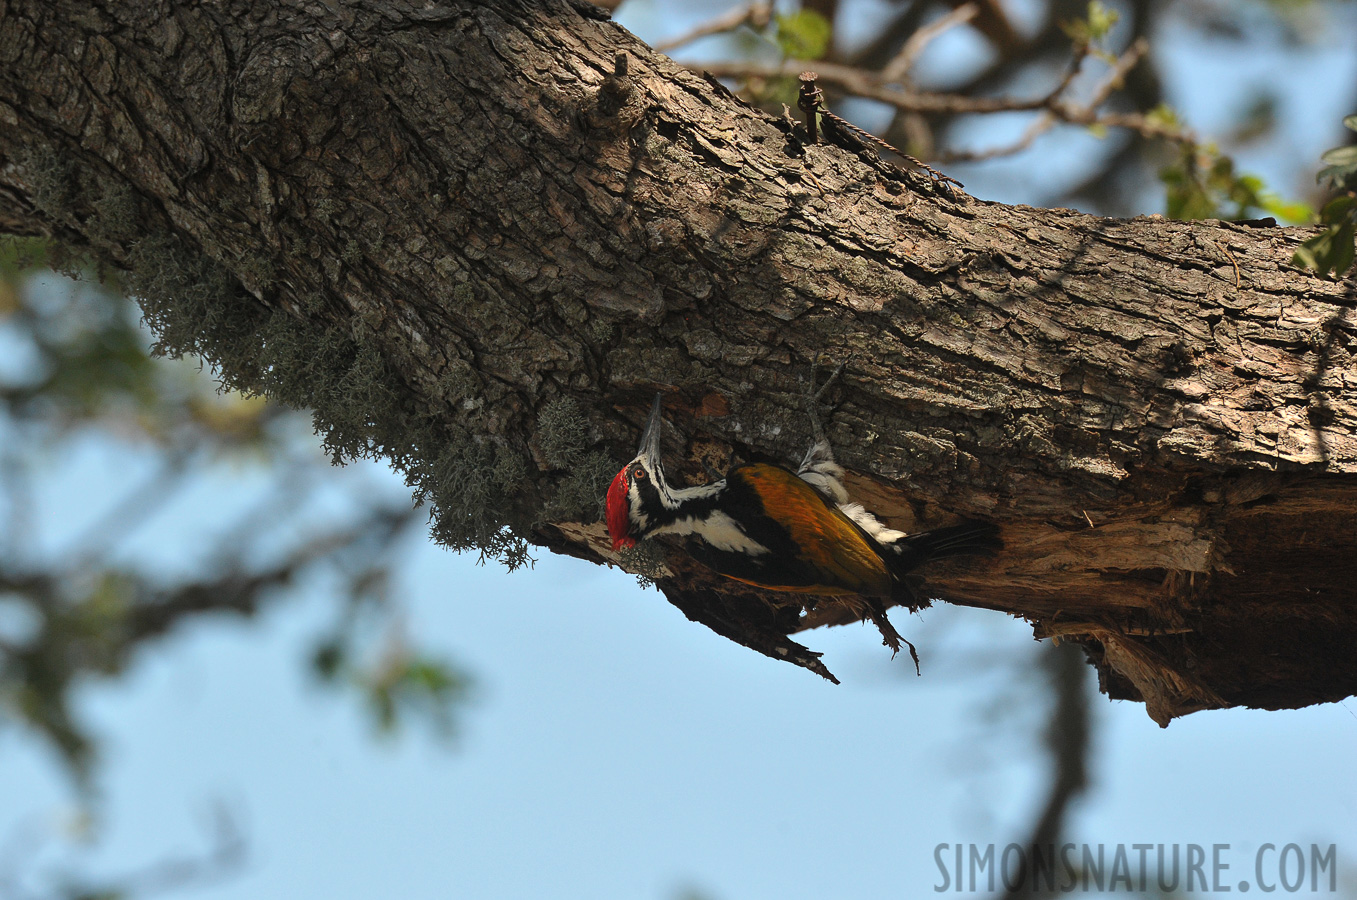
[906,520,1004,560]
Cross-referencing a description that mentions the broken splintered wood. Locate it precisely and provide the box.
[659,581,841,684]
[778,644,841,685]
[592,52,634,122]
[1092,630,1231,728]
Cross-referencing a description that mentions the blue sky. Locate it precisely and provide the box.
[4,2,1357,898]
[3,440,1355,898]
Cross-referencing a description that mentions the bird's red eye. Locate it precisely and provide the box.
[632,466,646,480]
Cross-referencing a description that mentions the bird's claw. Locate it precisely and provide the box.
[802,356,851,442]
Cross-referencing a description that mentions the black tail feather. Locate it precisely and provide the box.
[887,521,1002,575]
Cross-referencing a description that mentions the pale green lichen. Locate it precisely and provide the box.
[437,359,480,407]
[120,229,533,568]
[589,318,615,344]
[543,449,616,524]
[89,181,140,243]
[16,142,538,571]
[618,540,667,588]
[236,252,277,293]
[125,233,256,364]
[537,396,590,468]
[535,397,617,524]
[25,147,76,220]
[416,433,532,569]
[312,198,343,226]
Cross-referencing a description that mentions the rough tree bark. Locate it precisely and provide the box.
[2,0,1354,725]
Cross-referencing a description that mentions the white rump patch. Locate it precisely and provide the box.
[838,502,908,545]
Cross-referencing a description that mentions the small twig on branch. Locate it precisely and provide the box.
[797,71,963,189]
[1214,240,1241,289]
[796,71,823,142]
[653,2,773,54]
[881,2,980,83]
[1044,37,1094,107]
[696,38,1186,157]
[698,58,1057,114]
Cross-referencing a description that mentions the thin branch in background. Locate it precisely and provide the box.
[694,56,1091,115]
[697,58,1051,113]
[1001,641,1092,900]
[0,803,245,900]
[964,0,1025,54]
[64,451,190,571]
[848,2,932,71]
[105,803,244,899]
[1045,37,1095,109]
[174,505,417,636]
[0,814,45,897]
[205,456,320,569]
[938,38,1162,163]
[881,2,980,84]
[697,37,1182,162]
[652,2,773,55]
[0,440,33,565]
[939,37,1118,163]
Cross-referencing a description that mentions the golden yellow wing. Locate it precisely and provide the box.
[729,463,892,595]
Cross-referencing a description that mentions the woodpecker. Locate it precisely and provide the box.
[605,394,1001,656]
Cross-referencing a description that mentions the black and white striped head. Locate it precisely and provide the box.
[606,394,677,551]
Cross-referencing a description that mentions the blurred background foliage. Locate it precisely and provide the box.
[2,0,1356,895]
[0,238,470,793]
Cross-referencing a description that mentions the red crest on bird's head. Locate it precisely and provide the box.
[605,394,665,552]
[606,466,635,551]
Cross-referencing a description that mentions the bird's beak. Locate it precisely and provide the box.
[636,393,664,467]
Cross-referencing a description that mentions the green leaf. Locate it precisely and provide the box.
[774,10,832,60]
[1320,145,1357,168]
[1293,221,1356,278]
[312,639,346,680]
[1161,144,1306,223]
[1060,1,1120,45]
[1312,117,1357,189]
[1259,194,1314,226]
[1144,103,1182,131]
[1319,193,1357,225]
[1318,162,1357,191]
[1086,0,1120,38]
[1317,144,1357,190]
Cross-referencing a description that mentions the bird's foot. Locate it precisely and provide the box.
[801,356,851,443]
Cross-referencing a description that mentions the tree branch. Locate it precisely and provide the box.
[2,0,1355,722]
[651,2,773,55]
